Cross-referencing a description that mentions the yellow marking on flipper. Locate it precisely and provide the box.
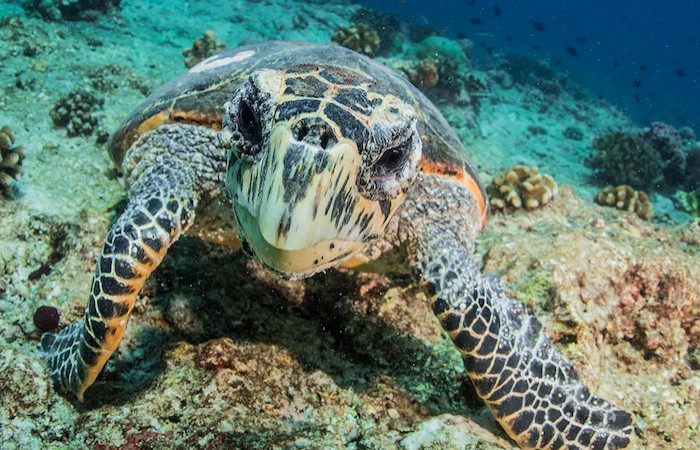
[141,245,168,268]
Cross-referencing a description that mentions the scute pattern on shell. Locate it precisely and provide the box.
[107,42,481,195]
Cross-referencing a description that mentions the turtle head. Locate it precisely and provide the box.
[221,67,422,277]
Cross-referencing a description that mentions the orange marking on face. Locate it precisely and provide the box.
[170,110,224,130]
[419,158,488,228]
[135,111,169,140]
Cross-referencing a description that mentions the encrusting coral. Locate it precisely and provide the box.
[50,88,104,137]
[588,131,663,191]
[183,30,226,69]
[331,23,380,57]
[486,165,558,211]
[0,125,25,197]
[594,185,654,220]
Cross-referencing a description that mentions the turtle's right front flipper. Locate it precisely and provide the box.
[39,124,223,400]
[40,163,198,399]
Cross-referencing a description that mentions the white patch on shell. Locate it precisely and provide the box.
[189,50,255,73]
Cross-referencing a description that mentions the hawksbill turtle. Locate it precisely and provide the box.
[40,41,633,449]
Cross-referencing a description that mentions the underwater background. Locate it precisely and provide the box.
[0,0,697,448]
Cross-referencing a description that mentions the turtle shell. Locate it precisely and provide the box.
[108,41,487,222]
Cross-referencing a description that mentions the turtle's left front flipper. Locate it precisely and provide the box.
[404,175,634,449]
[40,124,223,400]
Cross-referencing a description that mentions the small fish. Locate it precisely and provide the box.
[494,4,501,16]
[675,68,686,77]
[505,35,513,41]
[639,65,647,71]
[613,60,619,70]
[632,79,642,88]
[565,46,579,57]
[469,18,483,25]
[633,93,640,103]
[467,0,476,5]
[575,36,588,45]
[532,44,541,50]
[456,32,468,39]
[531,20,545,31]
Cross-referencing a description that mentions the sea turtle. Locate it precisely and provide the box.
[40,41,633,449]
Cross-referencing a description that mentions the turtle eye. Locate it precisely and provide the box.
[237,100,262,151]
[370,143,409,180]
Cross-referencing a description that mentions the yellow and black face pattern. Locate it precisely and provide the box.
[221,66,422,276]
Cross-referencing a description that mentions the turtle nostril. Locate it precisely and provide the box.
[293,121,309,142]
[319,131,331,149]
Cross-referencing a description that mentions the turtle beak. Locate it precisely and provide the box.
[228,125,399,276]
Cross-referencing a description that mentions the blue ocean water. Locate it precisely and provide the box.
[361,0,700,135]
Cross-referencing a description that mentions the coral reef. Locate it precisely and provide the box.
[486,165,558,211]
[390,58,440,91]
[415,36,471,95]
[21,0,122,21]
[588,131,663,191]
[684,146,700,190]
[0,125,25,198]
[183,30,226,69]
[479,187,699,449]
[562,126,583,141]
[671,190,698,216]
[0,6,697,449]
[594,185,654,220]
[331,23,380,57]
[638,121,688,188]
[350,8,400,56]
[50,88,104,137]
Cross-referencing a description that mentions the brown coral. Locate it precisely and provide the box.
[594,185,653,220]
[391,58,440,91]
[50,88,104,137]
[0,125,25,197]
[183,30,226,69]
[331,23,380,57]
[486,165,558,211]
